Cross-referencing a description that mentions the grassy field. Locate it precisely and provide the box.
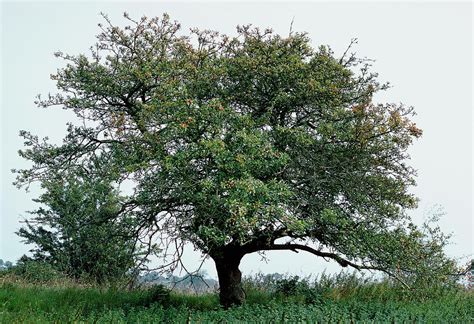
[0,273,472,323]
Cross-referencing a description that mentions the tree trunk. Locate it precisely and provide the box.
[213,251,245,308]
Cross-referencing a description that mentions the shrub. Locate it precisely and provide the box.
[147,284,171,305]
[11,259,66,284]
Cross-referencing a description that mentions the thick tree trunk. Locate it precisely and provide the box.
[213,251,245,308]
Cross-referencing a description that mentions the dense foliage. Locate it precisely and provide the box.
[14,13,457,305]
[17,173,139,284]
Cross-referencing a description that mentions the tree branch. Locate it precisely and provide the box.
[254,243,410,288]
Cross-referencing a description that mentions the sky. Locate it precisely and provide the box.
[1,1,472,279]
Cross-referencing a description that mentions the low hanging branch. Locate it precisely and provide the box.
[258,243,411,289]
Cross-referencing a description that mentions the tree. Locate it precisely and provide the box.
[17,171,140,284]
[14,13,455,306]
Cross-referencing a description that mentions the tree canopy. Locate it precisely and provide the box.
[15,13,455,307]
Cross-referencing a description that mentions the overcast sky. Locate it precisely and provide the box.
[1,1,472,278]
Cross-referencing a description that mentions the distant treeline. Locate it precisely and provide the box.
[139,272,218,293]
[0,259,13,270]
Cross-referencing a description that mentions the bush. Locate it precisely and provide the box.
[243,273,325,304]
[147,284,171,305]
[274,275,324,304]
[11,259,66,284]
[17,173,139,285]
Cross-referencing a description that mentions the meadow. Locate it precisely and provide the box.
[1,270,472,323]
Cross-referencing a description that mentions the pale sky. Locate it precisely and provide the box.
[1,1,472,279]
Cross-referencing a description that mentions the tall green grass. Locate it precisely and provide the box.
[1,271,473,323]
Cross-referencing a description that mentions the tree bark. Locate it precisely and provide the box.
[213,250,246,308]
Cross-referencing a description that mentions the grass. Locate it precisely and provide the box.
[0,272,473,323]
